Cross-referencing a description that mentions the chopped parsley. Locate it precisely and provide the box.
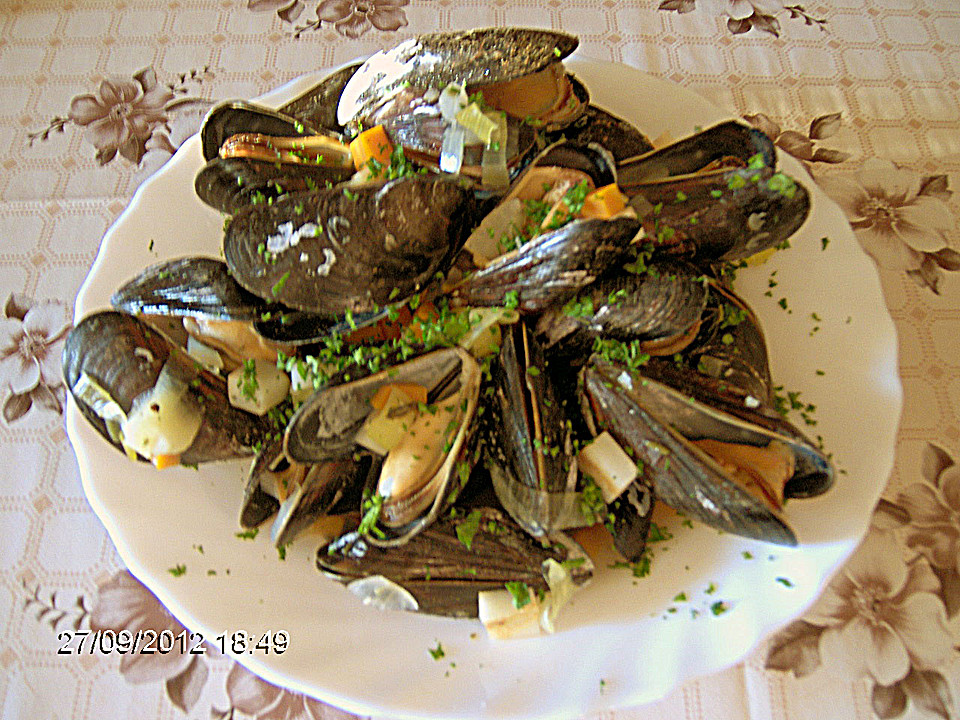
[168,564,187,577]
[710,600,730,616]
[504,581,532,609]
[238,358,259,401]
[455,509,483,550]
[429,641,445,660]
[358,492,386,538]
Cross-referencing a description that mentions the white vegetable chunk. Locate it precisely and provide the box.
[577,431,639,504]
[478,589,542,640]
[227,358,290,415]
[120,366,202,459]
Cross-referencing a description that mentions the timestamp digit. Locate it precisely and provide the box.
[140,628,157,653]
[189,632,206,655]
[98,629,116,654]
[116,630,133,654]
[231,631,248,655]
[274,631,288,655]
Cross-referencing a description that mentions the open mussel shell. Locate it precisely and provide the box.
[632,164,811,263]
[285,346,482,545]
[195,156,354,216]
[62,311,273,465]
[547,104,654,162]
[223,175,478,315]
[201,99,322,162]
[617,120,775,189]
[278,62,362,134]
[197,99,355,214]
[239,436,370,547]
[451,216,643,313]
[318,507,592,617]
[534,259,710,362]
[486,322,584,537]
[582,358,834,545]
[615,120,809,262]
[337,27,579,127]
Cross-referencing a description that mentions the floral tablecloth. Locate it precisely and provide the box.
[2,1,959,718]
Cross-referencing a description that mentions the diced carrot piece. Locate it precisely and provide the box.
[153,454,181,470]
[580,183,628,219]
[349,125,394,172]
[368,383,429,412]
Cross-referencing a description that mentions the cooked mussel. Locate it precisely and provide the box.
[63,311,274,467]
[318,506,592,617]
[450,141,643,312]
[284,346,482,545]
[581,356,834,545]
[239,435,370,547]
[618,121,810,262]
[110,256,308,363]
[534,259,710,362]
[223,175,478,315]
[485,321,587,537]
[196,100,354,214]
[337,27,586,131]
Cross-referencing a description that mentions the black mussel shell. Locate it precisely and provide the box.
[63,311,273,465]
[223,176,478,315]
[318,506,591,617]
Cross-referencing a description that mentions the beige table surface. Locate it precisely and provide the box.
[2,1,959,718]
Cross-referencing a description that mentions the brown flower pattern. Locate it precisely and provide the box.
[90,571,211,712]
[225,663,357,720]
[818,159,959,293]
[68,69,173,165]
[767,447,960,719]
[0,294,70,423]
[658,0,827,37]
[29,67,213,168]
[248,0,409,38]
[743,111,851,167]
[315,0,409,38]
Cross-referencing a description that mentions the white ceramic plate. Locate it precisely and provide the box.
[67,58,901,719]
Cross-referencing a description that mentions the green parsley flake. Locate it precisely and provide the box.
[429,642,445,660]
[270,271,291,298]
[776,576,794,588]
[168,564,186,577]
[359,492,385,538]
[455,509,483,550]
[710,600,730,616]
[504,581,532,609]
[235,528,259,540]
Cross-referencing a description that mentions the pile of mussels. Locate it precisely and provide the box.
[63,28,833,620]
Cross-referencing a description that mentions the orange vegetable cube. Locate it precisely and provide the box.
[349,125,394,173]
[152,454,181,470]
[580,183,628,219]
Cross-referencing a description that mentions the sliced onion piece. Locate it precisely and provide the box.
[481,110,510,192]
[478,589,542,640]
[120,364,203,460]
